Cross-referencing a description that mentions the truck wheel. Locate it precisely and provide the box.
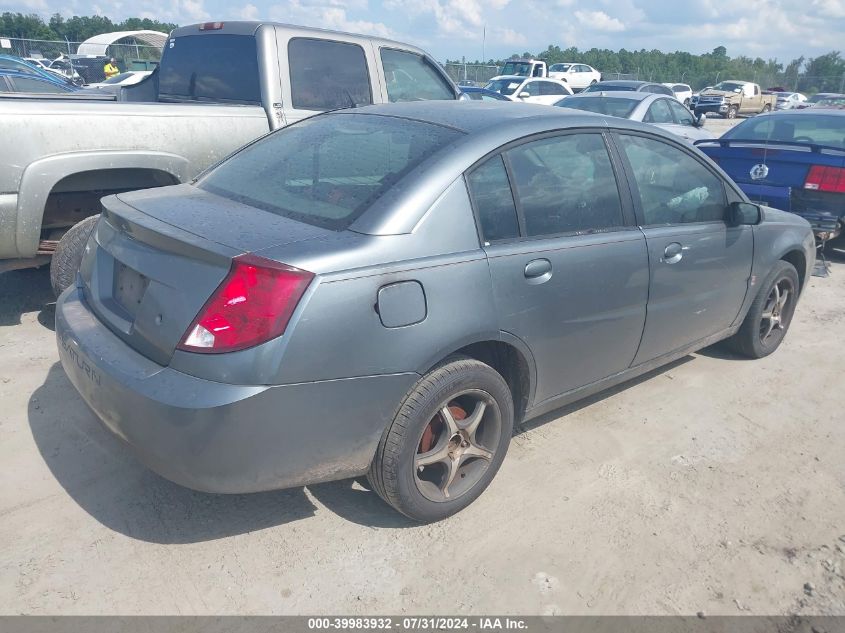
[761,104,771,113]
[50,215,99,297]
[368,356,513,522]
[724,261,799,359]
[684,98,691,107]
[726,106,738,119]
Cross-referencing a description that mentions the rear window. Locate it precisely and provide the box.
[584,83,635,92]
[198,113,463,230]
[159,34,260,104]
[558,96,638,118]
[724,114,845,149]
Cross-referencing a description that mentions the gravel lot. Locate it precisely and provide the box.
[1,117,844,616]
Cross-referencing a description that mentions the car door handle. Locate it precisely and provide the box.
[524,258,552,283]
[663,242,683,264]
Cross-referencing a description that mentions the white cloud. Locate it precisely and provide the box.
[240,3,259,19]
[574,9,626,31]
[267,2,393,38]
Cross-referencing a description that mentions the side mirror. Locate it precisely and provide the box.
[728,201,762,226]
[694,111,707,127]
[518,91,530,99]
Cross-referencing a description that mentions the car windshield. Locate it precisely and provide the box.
[583,83,635,93]
[712,82,745,93]
[724,114,845,149]
[549,64,571,72]
[198,113,463,230]
[558,96,639,118]
[500,62,532,76]
[486,79,522,95]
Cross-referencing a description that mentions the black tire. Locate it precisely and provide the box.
[684,98,691,107]
[50,214,99,297]
[724,260,800,359]
[726,105,738,119]
[368,356,513,522]
[761,104,771,113]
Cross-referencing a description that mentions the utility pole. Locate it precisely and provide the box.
[840,72,845,93]
[482,25,486,65]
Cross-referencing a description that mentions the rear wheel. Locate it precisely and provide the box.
[761,104,771,113]
[50,215,99,297]
[724,261,799,358]
[368,356,513,522]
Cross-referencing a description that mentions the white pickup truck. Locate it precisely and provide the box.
[0,21,459,294]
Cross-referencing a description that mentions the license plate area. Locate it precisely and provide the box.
[113,261,149,317]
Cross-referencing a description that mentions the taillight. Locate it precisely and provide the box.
[178,254,314,354]
[804,165,845,193]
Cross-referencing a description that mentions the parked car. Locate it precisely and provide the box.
[696,110,845,241]
[662,83,693,107]
[797,93,845,109]
[581,80,674,96]
[86,71,152,89]
[459,86,511,101]
[556,91,710,142]
[548,63,601,90]
[485,76,573,103]
[23,57,68,79]
[0,70,77,94]
[45,57,84,84]
[56,101,814,522]
[812,95,845,109]
[0,54,75,88]
[691,81,776,119]
[0,21,459,293]
[775,92,807,110]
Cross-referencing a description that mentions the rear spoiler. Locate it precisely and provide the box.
[694,138,845,156]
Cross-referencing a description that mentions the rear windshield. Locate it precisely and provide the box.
[583,83,635,92]
[558,96,639,118]
[724,114,845,149]
[198,113,463,230]
[159,34,260,104]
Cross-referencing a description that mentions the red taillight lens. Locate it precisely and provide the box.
[178,254,314,354]
[804,165,845,193]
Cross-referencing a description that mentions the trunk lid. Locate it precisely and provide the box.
[80,187,333,365]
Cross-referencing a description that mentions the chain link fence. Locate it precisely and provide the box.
[442,63,501,86]
[0,37,162,83]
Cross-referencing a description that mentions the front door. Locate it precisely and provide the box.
[613,132,753,364]
[465,132,650,405]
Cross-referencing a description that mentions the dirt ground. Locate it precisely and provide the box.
[1,117,844,616]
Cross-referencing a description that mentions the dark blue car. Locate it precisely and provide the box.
[0,69,77,94]
[696,110,845,240]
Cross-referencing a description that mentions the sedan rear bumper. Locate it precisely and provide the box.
[56,285,418,493]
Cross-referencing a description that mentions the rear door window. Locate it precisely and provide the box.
[288,38,372,111]
[380,48,455,102]
[539,81,568,96]
[466,156,520,243]
[505,133,625,237]
[199,113,462,230]
[159,34,260,104]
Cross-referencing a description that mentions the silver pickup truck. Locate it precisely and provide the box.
[0,20,460,293]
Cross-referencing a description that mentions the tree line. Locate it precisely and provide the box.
[1,12,177,43]
[455,46,845,94]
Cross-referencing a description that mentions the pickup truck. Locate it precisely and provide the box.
[0,20,460,294]
[691,80,777,119]
[496,59,549,79]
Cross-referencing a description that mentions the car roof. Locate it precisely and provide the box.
[593,80,654,88]
[565,91,654,102]
[756,108,845,117]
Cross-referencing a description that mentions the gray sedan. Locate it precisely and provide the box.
[56,102,814,522]
[556,91,713,142]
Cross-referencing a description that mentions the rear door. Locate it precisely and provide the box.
[613,132,753,364]
[466,131,649,404]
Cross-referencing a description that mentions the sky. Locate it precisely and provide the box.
[2,0,845,63]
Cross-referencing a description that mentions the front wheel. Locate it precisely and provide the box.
[761,104,771,113]
[724,261,799,358]
[726,105,738,119]
[368,356,513,522]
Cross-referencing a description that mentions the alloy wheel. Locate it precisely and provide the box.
[759,277,794,345]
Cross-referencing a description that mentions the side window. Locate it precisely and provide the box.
[380,48,455,102]
[540,81,567,96]
[466,156,520,243]
[505,133,624,237]
[533,65,544,77]
[644,99,674,124]
[10,77,66,93]
[617,134,727,225]
[289,38,372,111]
[523,81,541,96]
[668,99,694,126]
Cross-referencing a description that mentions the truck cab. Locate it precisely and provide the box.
[494,59,547,79]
